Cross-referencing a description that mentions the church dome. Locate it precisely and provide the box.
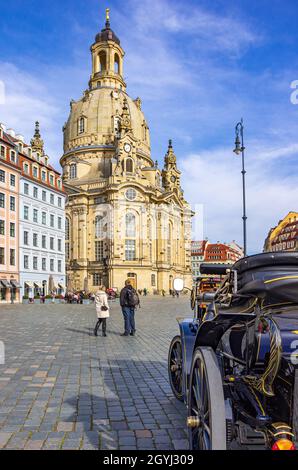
[95,20,120,45]
[63,87,151,160]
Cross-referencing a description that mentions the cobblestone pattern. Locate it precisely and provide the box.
[0,297,189,450]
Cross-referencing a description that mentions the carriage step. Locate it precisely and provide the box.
[238,424,265,448]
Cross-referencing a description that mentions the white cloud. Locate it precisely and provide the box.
[181,143,298,253]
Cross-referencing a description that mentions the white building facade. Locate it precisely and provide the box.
[18,123,66,299]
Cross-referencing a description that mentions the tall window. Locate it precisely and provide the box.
[95,215,104,239]
[126,213,136,237]
[10,249,15,266]
[65,218,70,240]
[125,213,136,261]
[0,220,4,235]
[10,196,15,211]
[95,215,105,262]
[114,53,120,74]
[24,231,29,245]
[24,255,29,269]
[0,170,5,182]
[10,223,15,238]
[125,240,136,261]
[148,219,153,261]
[65,218,70,260]
[24,205,29,220]
[126,158,133,173]
[95,240,104,262]
[10,175,15,187]
[114,116,121,138]
[70,164,77,179]
[78,117,85,134]
[0,193,5,208]
[0,247,4,264]
[167,223,172,265]
[99,51,107,72]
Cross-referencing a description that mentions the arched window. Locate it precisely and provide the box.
[148,218,153,262]
[114,54,120,74]
[95,215,104,239]
[126,158,133,173]
[99,51,107,72]
[65,218,70,260]
[167,223,172,265]
[70,164,77,179]
[151,274,156,287]
[78,117,85,134]
[126,213,136,238]
[114,116,121,138]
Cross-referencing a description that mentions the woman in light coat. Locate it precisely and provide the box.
[94,286,109,337]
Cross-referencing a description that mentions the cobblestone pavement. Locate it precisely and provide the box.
[0,297,190,450]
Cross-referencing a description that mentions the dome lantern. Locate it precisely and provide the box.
[89,8,126,91]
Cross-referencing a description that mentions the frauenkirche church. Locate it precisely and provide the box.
[61,10,193,292]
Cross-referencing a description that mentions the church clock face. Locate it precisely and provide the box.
[124,143,131,153]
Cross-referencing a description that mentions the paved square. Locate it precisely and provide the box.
[0,297,189,450]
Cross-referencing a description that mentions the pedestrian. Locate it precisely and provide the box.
[120,280,140,337]
[143,288,147,296]
[94,285,109,337]
[161,289,165,297]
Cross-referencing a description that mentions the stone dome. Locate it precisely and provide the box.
[63,87,151,160]
[95,21,120,45]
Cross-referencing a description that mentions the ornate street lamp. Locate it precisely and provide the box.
[233,118,247,256]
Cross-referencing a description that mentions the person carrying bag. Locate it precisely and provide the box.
[94,286,110,337]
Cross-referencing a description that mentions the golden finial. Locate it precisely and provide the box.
[106,8,110,21]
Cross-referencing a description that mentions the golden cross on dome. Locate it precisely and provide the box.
[106,8,110,21]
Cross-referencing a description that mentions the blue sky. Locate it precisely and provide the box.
[1,0,298,253]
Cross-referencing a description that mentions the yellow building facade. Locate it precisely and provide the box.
[60,11,193,293]
[263,211,298,252]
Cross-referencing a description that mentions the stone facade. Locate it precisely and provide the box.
[263,211,298,252]
[0,126,21,303]
[61,12,193,293]
[19,123,66,299]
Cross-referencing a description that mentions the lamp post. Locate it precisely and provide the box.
[233,118,247,257]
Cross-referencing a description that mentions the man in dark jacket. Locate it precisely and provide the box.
[120,280,140,336]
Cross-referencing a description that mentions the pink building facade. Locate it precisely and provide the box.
[0,125,21,303]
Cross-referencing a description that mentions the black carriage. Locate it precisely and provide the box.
[168,252,298,450]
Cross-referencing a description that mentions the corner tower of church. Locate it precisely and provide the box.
[61,9,193,293]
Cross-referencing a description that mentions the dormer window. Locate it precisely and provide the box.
[70,164,77,179]
[18,143,23,152]
[33,166,38,178]
[49,174,54,186]
[27,148,32,158]
[10,150,16,163]
[23,163,29,174]
[44,157,48,166]
[78,117,85,134]
[42,170,47,182]
[0,146,5,159]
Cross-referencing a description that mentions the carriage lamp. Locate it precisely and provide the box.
[271,438,296,451]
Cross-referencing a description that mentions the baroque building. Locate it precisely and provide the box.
[191,240,243,281]
[0,124,21,303]
[19,122,66,299]
[263,211,298,252]
[61,10,192,292]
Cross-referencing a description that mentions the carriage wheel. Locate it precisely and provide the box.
[168,336,184,401]
[188,347,226,450]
